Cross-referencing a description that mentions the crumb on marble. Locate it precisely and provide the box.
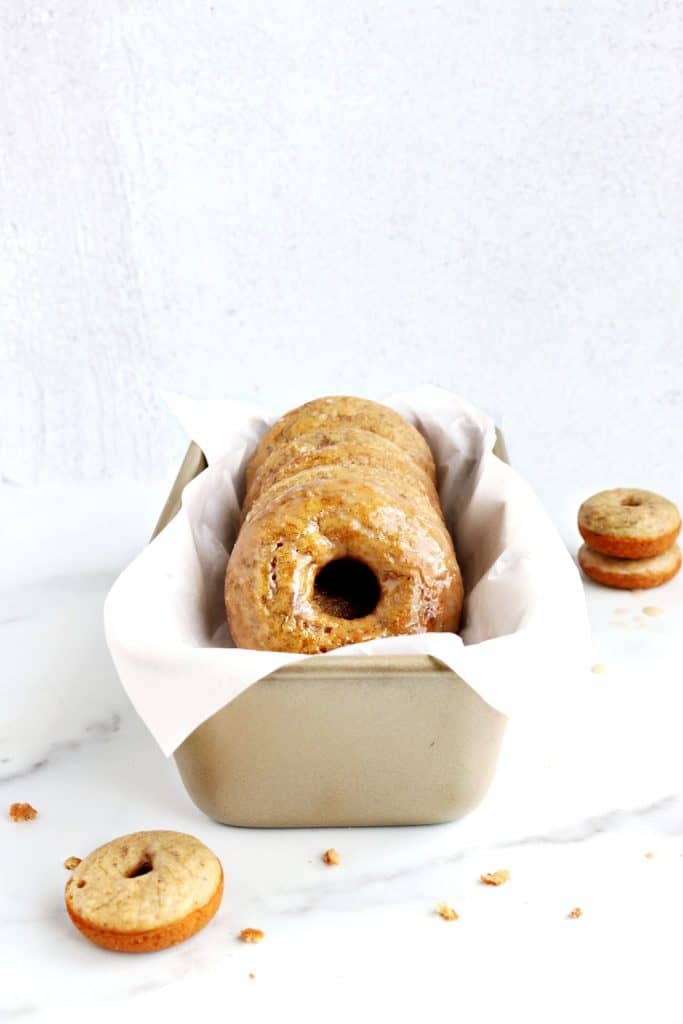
[249,972,255,979]
[567,907,583,919]
[480,869,510,887]
[239,928,265,944]
[642,606,664,617]
[591,663,608,675]
[63,856,82,870]
[9,802,38,822]
[435,902,459,921]
[322,848,340,866]
[614,608,630,615]
[644,851,655,860]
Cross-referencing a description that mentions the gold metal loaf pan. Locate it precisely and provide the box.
[154,432,509,828]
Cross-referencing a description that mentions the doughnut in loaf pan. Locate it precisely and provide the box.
[152,431,509,828]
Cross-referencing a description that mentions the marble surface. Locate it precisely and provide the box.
[1,479,682,1023]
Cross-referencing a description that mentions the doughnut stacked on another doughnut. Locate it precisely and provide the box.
[226,396,463,653]
[241,426,441,518]
[245,395,437,490]
[577,488,681,590]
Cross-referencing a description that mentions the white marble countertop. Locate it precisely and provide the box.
[1,480,682,1024]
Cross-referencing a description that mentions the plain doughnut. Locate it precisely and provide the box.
[578,543,681,590]
[64,831,223,953]
[578,488,680,559]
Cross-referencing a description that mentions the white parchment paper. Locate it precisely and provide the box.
[104,387,591,756]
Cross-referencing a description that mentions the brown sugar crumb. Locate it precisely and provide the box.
[435,902,459,921]
[248,972,255,980]
[567,907,583,919]
[642,606,664,617]
[644,851,655,860]
[63,856,82,870]
[480,869,510,887]
[9,802,38,822]
[239,928,265,944]
[322,848,340,866]
[591,663,608,675]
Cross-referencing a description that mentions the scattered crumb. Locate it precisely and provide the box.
[591,663,608,675]
[614,608,630,615]
[322,848,340,866]
[239,928,265,944]
[9,802,38,822]
[642,606,664,617]
[63,856,82,870]
[480,869,510,887]
[567,907,583,919]
[435,902,459,921]
[610,620,629,629]
[248,972,255,980]
[644,851,655,860]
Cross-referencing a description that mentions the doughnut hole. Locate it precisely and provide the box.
[313,558,381,620]
[126,857,154,879]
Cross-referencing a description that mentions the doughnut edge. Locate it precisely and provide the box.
[578,545,681,590]
[64,867,224,954]
[577,523,681,559]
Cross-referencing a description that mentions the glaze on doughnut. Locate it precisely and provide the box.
[243,427,441,518]
[578,489,680,559]
[246,396,436,491]
[226,475,462,653]
[243,464,440,530]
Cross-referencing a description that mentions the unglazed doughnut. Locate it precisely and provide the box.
[246,396,436,491]
[64,831,223,953]
[578,489,680,559]
[578,543,681,590]
[243,427,441,518]
[226,475,462,653]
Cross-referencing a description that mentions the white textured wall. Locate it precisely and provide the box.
[3,1,683,504]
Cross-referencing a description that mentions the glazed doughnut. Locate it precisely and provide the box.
[243,464,439,530]
[226,475,462,653]
[243,427,441,518]
[578,488,680,559]
[65,831,223,953]
[246,396,436,491]
[578,543,681,590]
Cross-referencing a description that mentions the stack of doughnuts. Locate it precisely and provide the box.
[225,396,463,653]
[577,488,681,590]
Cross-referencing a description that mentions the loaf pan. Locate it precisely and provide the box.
[154,431,510,828]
